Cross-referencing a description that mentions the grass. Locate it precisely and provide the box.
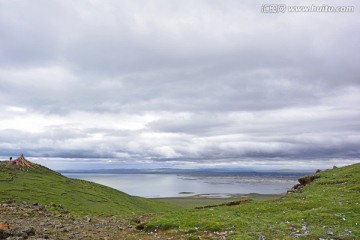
[2,160,359,239]
[145,163,360,239]
[0,162,179,216]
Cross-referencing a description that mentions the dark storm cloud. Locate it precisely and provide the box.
[0,0,359,169]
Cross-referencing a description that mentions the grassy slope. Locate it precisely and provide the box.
[146,163,360,239]
[0,163,179,216]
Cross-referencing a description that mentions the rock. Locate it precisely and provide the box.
[258,235,266,240]
[10,226,35,238]
[11,230,27,238]
[54,224,64,229]
[288,174,320,194]
[298,175,320,186]
[0,229,10,239]
[34,205,45,211]
[85,216,92,223]
[23,226,35,236]
[287,184,303,194]
[136,223,146,230]
[49,203,57,207]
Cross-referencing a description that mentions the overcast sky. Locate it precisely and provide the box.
[0,0,359,170]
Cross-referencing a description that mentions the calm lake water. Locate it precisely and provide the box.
[62,172,301,198]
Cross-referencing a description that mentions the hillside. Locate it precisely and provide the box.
[146,163,360,239]
[0,162,178,216]
[2,160,359,239]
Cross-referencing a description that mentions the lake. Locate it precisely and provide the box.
[62,171,304,198]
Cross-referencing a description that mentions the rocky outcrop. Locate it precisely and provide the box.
[287,173,320,194]
[298,175,320,186]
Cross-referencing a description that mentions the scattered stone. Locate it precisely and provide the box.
[23,226,35,236]
[258,235,266,240]
[287,184,304,193]
[301,222,308,231]
[54,224,64,229]
[136,223,146,230]
[85,216,92,223]
[0,229,10,239]
[11,227,28,238]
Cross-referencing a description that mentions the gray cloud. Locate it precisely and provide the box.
[0,0,359,169]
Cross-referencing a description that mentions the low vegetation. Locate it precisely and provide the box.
[146,163,360,239]
[1,160,359,239]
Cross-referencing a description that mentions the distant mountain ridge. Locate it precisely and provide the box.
[60,167,312,178]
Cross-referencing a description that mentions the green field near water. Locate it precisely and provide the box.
[1,161,360,239]
[146,163,360,239]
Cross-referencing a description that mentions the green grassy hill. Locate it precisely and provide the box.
[146,163,360,239]
[2,160,359,239]
[0,162,178,216]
